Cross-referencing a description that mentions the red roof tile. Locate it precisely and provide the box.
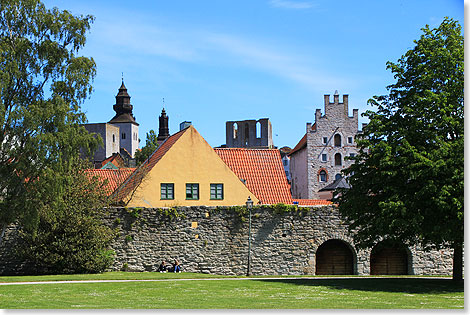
[289,123,316,156]
[86,168,135,196]
[100,153,125,168]
[111,127,187,202]
[214,148,293,205]
[293,199,332,206]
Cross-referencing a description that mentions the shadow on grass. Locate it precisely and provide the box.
[256,278,464,294]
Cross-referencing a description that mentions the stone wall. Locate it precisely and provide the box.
[306,94,360,199]
[0,205,455,276]
[103,206,454,276]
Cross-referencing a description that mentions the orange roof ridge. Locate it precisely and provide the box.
[111,127,189,202]
[293,199,332,206]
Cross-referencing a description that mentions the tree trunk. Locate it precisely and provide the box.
[0,223,6,247]
[452,242,463,281]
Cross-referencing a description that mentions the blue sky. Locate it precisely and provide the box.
[43,0,463,148]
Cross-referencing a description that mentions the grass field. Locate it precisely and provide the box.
[0,273,463,309]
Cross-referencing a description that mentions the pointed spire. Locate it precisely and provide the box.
[157,107,170,142]
[108,80,138,125]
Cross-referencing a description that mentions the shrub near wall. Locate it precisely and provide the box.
[104,205,454,276]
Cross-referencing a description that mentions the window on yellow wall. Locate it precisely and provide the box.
[210,184,223,200]
[161,183,174,200]
[186,183,199,200]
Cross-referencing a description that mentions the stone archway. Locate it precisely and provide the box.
[315,239,354,275]
[370,241,409,275]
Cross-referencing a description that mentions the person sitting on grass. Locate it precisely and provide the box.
[157,261,167,272]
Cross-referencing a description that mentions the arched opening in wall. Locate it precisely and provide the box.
[335,173,342,181]
[370,241,409,275]
[319,170,327,182]
[335,153,342,166]
[256,121,261,138]
[233,123,238,139]
[334,134,341,147]
[244,123,249,146]
[315,239,354,275]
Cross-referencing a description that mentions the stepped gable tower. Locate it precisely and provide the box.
[108,80,139,158]
[157,108,170,144]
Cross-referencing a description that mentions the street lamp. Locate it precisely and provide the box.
[246,196,253,276]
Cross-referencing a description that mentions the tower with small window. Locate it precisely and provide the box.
[108,80,140,158]
[289,91,362,199]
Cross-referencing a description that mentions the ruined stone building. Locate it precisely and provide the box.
[289,92,364,199]
[225,118,274,149]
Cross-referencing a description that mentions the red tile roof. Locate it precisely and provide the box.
[289,123,316,156]
[214,148,293,205]
[293,199,332,206]
[111,127,188,202]
[100,153,125,169]
[86,168,135,196]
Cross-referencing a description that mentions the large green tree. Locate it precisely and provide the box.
[0,0,99,234]
[337,18,464,280]
[18,159,115,274]
[0,0,116,273]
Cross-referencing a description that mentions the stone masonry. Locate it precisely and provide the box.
[306,92,361,199]
[225,118,273,148]
[0,206,455,276]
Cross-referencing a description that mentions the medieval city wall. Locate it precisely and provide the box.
[104,206,453,276]
[0,205,455,276]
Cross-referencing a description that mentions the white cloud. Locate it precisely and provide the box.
[202,33,350,89]
[88,16,353,90]
[268,0,316,9]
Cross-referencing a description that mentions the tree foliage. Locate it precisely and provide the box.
[0,0,99,230]
[337,18,463,277]
[0,0,116,273]
[134,129,158,165]
[18,159,115,274]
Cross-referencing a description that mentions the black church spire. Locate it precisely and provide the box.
[157,108,170,142]
[108,80,139,125]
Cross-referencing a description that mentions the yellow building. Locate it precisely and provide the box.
[112,125,259,207]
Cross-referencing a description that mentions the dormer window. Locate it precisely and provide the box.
[122,133,126,139]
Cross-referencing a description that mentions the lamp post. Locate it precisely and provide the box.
[246,196,253,276]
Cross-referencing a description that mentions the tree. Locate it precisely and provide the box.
[134,129,158,165]
[336,18,463,280]
[0,0,99,235]
[18,159,115,274]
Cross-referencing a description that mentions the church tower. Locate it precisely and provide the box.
[108,80,139,158]
[157,108,170,145]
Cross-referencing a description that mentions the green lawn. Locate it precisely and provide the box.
[0,273,463,309]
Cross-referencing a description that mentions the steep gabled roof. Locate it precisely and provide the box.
[289,133,307,156]
[100,152,125,169]
[86,168,136,196]
[318,177,351,191]
[111,126,188,203]
[214,148,293,205]
[289,123,316,156]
